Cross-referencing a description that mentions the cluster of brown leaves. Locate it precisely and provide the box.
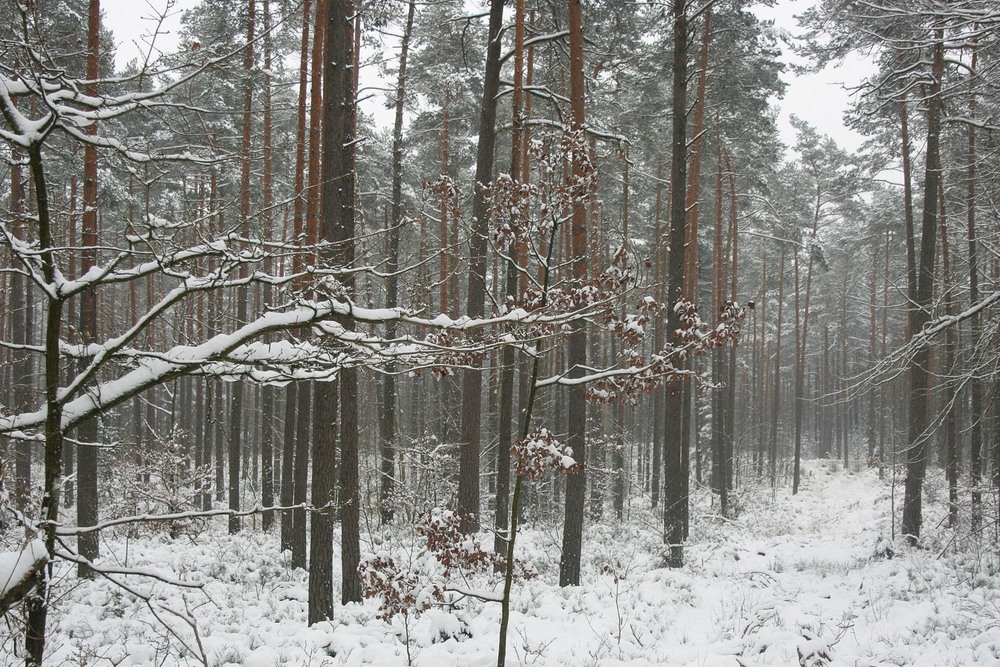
[707,301,748,347]
[517,286,549,313]
[598,246,634,293]
[486,173,537,250]
[586,300,749,405]
[608,313,648,347]
[671,300,746,350]
[417,509,535,584]
[417,509,500,577]
[359,507,540,624]
[599,560,628,584]
[672,299,710,344]
[530,128,596,224]
[585,350,660,406]
[424,174,462,223]
[512,428,583,480]
[638,295,666,316]
[495,281,606,342]
[547,282,602,312]
[674,300,748,353]
[509,247,633,324]
[358,553,444,622]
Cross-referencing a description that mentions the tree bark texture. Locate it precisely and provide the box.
[321,0,361,605]
[901,33,944,545]
[76,0,102,574]
[662,0,689,569]
[380,0,416,525]
[458,0,506,533]
[559,0,589,587]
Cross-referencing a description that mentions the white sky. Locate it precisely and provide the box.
[102,0,870,154]
[104,0,195,68]
[753,0,873,154]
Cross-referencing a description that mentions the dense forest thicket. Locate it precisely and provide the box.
[1,0,999,663]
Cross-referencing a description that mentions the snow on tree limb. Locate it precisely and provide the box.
[0,294,603,439]
[0,539,48,617]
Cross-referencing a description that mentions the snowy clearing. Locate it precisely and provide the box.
[5,460,1000,666]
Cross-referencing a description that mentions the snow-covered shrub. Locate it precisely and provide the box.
[511,429,581,481]
[358,508,523,664]
[358,552,444,623]
[104,433,212,539]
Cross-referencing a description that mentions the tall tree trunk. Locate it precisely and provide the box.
[757,256,767,474]
[457,0,505,533]
[309,377,338,621]
[515,16,537,520]
[711,142,725,509]
[822,325,832,457]
[792,189,820,494]
[294,0,327,570]
[494,0,525,558]
[770,247,785,489]
[651,160,665,508]
[8,91,31,515]
[144,184,158,479]
[965,41,983,532]
[76,0,101,575]
[214,389,226,501]
[318,0,361,607]
[684,8,711,305]
[613,156,630,521]
[436,87,459,458]
[938,180,959,527]
[206,170,222,506]
[992,259,1000,504]
[792,250,802,492]
[839,282,848,469]
[195,180,208,500]
[867,243,879,467]
[381,0,416,525]
[292,381,311,568]
[879,231,891,478]
[662,0,689,569]
[678,9,711,528]
[558,0,589,586]
[724,152,738,495]
[439,85,450,323]
[229,0,256,535]
[23,133,63,667]
[280,381,298,550]
[901,31,944,545]
[282,0,311,547]
[898,73,917,329]
[261,0,276,532]
[307,0,325,251]
[63,176,77,508]
[993,259,1000,517]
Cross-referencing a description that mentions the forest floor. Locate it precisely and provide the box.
[6,459,1000,666]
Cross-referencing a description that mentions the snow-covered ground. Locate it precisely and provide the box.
[5,460,1000,666]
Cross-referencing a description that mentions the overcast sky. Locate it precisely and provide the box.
[101,0,870,155]
[754,0,874,154]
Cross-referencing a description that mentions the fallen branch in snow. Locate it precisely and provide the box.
[0,539,48,617]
